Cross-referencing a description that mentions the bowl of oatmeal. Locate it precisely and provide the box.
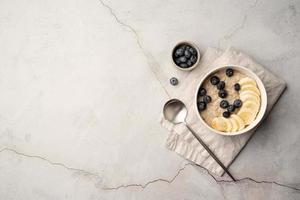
[195,65,267,136]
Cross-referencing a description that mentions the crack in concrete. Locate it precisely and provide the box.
[218,0,259,47]
[223,15,247,41]
[102,163,192,190]
[217,177,300,192]
[0,147,101,178]
[195,164,300,193]
[98,0,170,97]
[1,147,299,193]
[218,15,247,48]
[250,0,259,9]
[104,162,300,192]
[197,164,300,192]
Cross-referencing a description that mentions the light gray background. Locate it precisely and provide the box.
[0,0,299,199]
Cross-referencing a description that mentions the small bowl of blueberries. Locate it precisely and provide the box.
[172,41,200,71]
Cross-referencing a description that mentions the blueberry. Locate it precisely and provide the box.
[179,56,187,63]
[203,95,212,104]
[170,77,178,86]
[185,45,190,50]
[234,83,240,91]
[226,68,234,77]
[223,111,231,118]
[210,76,220,85]
[181,45,187,50]
[197,101,206,112]
[184,50,191,58]
[175,58,181,65]
[180,63,188,68]
[233,99,243,108]
[218,90,227,98]
[175,48,184,57]
[220,100,229,108]
[198,87,207,96]
[187,60,192,67]
[227,105,235,113]
[190,55,197,64]
[189,47,197,55]
[217,81,225,90]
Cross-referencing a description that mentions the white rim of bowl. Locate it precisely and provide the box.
[195,65,268,136]
[172,41,201,71]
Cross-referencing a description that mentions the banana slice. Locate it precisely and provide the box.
[240,94,260,105]
[231,114,245,131]
[239,77,257,87]
[243,100,260,112]
[229,116,239,132]
[240,90,260,98]
[240,90,260,104]
[237,108,257,125]
[222,117,232,132]
[211,117,232,132]
[211,117,222,131]
[240,84,261,96]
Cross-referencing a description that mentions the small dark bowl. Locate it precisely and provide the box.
[172,41,200,71]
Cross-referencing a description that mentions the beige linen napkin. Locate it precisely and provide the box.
[160,47,286,176]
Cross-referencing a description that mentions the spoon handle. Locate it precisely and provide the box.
[185,123,236,181]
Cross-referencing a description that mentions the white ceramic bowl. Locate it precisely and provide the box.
[171,41,201,71]
[195,65,267,136]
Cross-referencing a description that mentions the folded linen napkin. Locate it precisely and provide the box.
[160,47,286,176]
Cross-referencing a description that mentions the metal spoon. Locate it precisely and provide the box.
[163,99,235,181]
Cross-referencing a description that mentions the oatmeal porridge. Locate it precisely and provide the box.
[197,67,261,132]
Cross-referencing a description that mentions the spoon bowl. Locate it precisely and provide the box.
[163,99,187,124]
